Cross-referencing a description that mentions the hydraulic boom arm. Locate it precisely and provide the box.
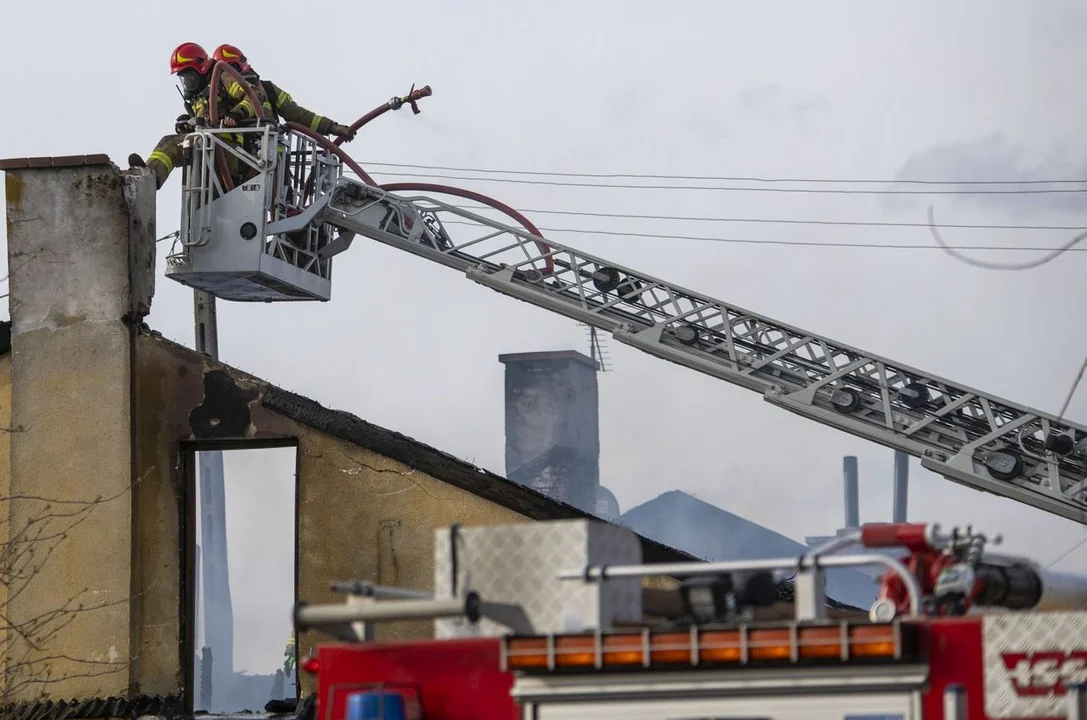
[168,125,1087,525]
[299,178,1087,524]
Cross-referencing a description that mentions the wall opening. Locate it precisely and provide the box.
[191,444,298,714]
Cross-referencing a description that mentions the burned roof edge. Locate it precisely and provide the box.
[260,383,700,566]
[258,371,860,610]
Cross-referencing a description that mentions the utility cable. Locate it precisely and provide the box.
[1048,534,1087,569]
[360,159,1087,186]
[440,204,1087,233]
[439,219,1087,252]
[366,170,1087,196]
[364,173,1087,231]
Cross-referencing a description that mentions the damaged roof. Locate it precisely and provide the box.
[143,331,859,610]
[0,321,858,610]
[141,329,697,566]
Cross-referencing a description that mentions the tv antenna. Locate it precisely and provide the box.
[580,323,611,372]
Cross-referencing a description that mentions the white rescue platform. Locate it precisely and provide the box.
[166,125,344,301]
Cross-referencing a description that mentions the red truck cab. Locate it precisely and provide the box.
[305,637,515,720]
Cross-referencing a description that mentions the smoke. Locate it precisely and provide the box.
[885,132,1087,219]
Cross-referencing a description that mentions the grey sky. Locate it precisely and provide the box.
[3,0,1087,673]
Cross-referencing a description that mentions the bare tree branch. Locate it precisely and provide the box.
[1,468,151,704]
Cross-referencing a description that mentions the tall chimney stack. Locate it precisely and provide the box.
[499,350,600,512]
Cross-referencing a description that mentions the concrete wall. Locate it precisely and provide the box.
[2,162,156,702]
[134,335,534,700]
[0,353,11,690]
[499,351,600,512]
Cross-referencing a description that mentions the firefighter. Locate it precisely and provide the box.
[283,631,296,677]
[128,42,265,189]
[211,44,356,142]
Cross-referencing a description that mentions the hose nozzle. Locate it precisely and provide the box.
[403,84,432,114]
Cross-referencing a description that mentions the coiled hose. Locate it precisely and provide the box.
[206,62,269,193]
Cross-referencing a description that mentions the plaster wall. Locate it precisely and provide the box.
[133,335,532,699]
[2,163,156,701]
[0,354,11,689]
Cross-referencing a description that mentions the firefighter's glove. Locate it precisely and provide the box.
[221,112,243,128]
[175,114,194,134]
[331,124,356,142]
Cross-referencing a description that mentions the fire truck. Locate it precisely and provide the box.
[159,73,1087,718]
[291,518,1087,720]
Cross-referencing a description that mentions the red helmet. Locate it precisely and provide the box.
[212,44,251,74]
[169,42,213,75]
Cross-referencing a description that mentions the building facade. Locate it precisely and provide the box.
[0,157,697,717]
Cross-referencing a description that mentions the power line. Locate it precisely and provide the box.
[361,160,1087,186]
[439,219,1087,252]
[1048,534,1087,569]
[366,170,1087,195]
[443,204,1086,233]
[927,207,1087,269]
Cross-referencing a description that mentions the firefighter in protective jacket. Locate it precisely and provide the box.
[211,44,356,141]
[128,43,271,189]
[283,631,296,677]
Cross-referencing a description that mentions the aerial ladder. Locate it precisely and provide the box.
[164,76,1087,526]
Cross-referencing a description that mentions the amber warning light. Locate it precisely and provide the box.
[502,621,918,672]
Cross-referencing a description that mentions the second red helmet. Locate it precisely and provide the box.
[213,44,252,74]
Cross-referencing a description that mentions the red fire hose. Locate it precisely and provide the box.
[335,84,432,147]
[285,122,377,186]
[336,86,554,275]
[209,64,296,207]
[378,182,554,275]
[206,62,268,193]
[208,60,268,124]
[299,86,436,198]
[204,78,555,276]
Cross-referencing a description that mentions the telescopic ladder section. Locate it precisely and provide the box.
[167,127,1087,525]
